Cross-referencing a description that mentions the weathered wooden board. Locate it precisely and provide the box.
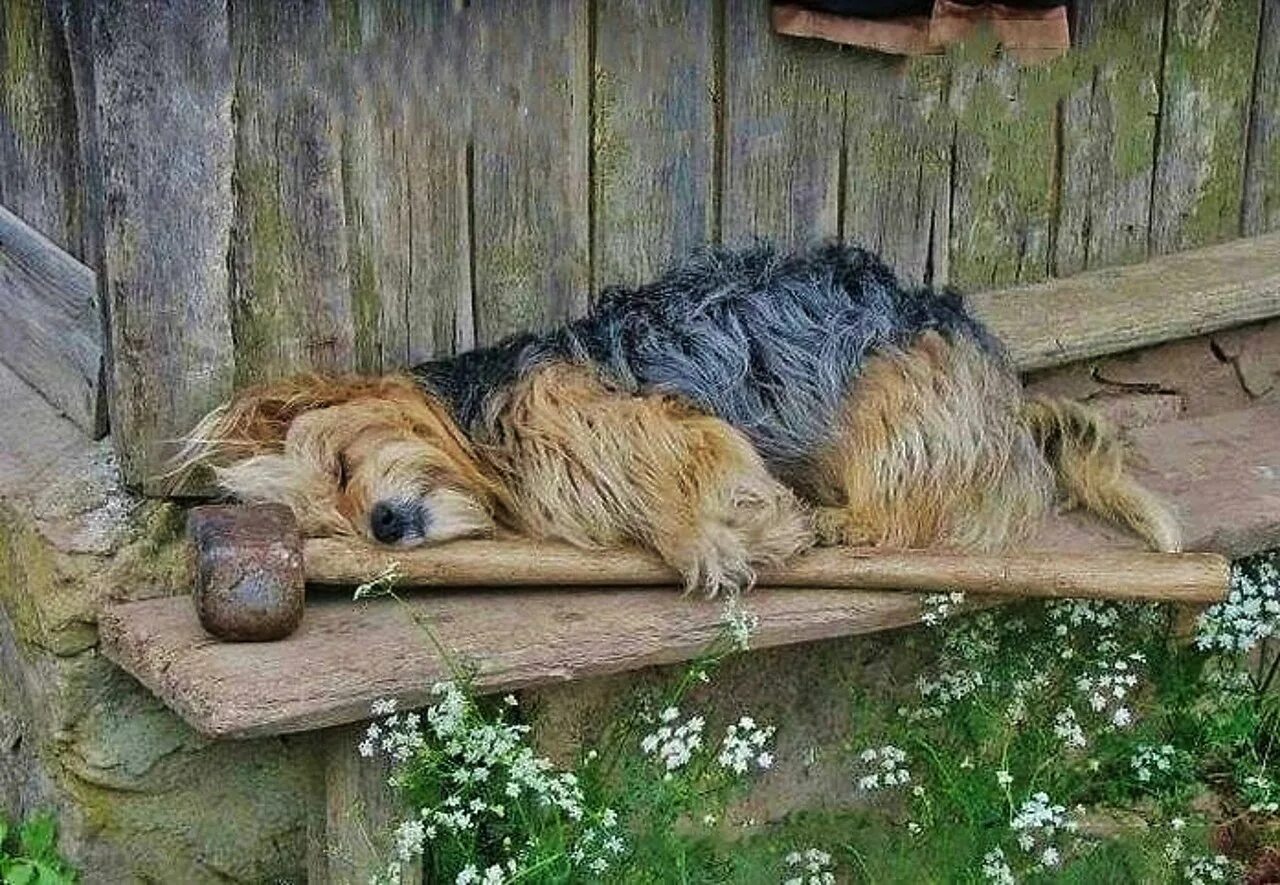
[1243,0,1280,237]
[970,232,1280,371]
[1054,0,1163,275]
[722,0,846,247]
[842,54,951,286]
[1149,0,1261,254]
[93,0,236,491]
[0,203,103,435]
[0,0,84,258]
[99,404,1280,738]
[304,540,1227,604]
[314,724,421,885]
[229,1,356,385]
[465,0,591,344]
[592,0,717,289]
[948,40,1067,288]
[397,3,473,363]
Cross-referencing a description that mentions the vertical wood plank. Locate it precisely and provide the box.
[593,0,716,288]
[93,0,235,490]
[1243,0,1280,236]
[842,55,951,286]
[722,0,846,248]
[948,42,1068,289]
[230,0,356,385]
[399,2,472,363]
[465,0,591,346]
[1149,0,1261,254]
[1054,0,1163,275]
[0,0,83,257]
[315,724,421,885]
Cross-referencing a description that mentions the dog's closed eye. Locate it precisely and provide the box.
[335,452,350,489]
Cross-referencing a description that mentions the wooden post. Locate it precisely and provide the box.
[312,723,422,885]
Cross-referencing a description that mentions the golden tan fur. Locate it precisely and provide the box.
[175,374,512,543]
[482,364,811,595]
[176,335,1180,592]
[808,332,1054,551]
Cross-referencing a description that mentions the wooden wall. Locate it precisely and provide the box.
[1,0,1279,492]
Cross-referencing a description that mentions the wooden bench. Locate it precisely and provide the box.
[90,234,1280,881]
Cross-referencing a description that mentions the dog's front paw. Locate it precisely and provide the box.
[811,506,874,547]
[662,528,755,598]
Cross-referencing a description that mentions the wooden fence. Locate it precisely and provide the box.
[1,0,1278,491]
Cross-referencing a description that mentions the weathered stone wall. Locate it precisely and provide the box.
[0,361,325,883]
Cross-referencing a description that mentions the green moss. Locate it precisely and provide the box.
[1,0,58,147]
[350,243,382,373]
[231,158,292,386]
[326,0,363,52]
[478,239,547,344]
[1162,0,1260,248]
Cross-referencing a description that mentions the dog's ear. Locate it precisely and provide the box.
[165,374,427,490]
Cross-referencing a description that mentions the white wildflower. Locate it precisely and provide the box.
[855,745,911,792]
[981,847,1015,885]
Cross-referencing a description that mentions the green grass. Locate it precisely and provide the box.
[0,812,76,885]
[357,552,1280,883]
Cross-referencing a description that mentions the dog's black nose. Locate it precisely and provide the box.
[370,500,420,544]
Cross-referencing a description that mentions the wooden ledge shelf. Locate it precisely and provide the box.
[100,405,1280,739]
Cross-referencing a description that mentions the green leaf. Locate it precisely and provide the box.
[17,816,54,859]
[7,860,36,885]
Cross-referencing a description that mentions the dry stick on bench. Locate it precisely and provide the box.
[190,505,1230,642]
[304,537,1230,604]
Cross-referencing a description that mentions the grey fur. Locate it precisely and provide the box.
[412,242,1002,478]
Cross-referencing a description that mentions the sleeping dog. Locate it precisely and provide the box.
[178,243,1179,595]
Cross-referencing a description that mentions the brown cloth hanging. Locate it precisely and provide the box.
[772,1,1070,62]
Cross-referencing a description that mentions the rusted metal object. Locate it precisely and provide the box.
[188,504,305,641]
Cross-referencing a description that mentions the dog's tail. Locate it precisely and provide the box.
[1021,396,1181,552]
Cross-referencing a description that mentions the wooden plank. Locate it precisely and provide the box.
[970,232,1280,371]
[1149,0,1261,254]
[465,0,590,345]
[229,0,356,385]
[722,0,846,247]
[592,0,716,289]
[948,41,1068,288]
[1054,0,1163,275]
[0,203,103,435]
[842,55,951,286]
[1243,0,1280,236]
[304,541,1227,604]
[398,3,473,363]
[0,0,83,258]
[312,724,421,885]
[93,0,236,491]
[99,404,1280,739]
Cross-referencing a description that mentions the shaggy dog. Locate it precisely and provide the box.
[179,243,1180,595]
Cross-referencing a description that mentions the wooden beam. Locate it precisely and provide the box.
[98,404,1280,739]
[305,543,1228,605]
[969,232,1280,371]
[0,203,105,435]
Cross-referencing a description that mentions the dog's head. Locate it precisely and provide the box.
[173,375,508,546]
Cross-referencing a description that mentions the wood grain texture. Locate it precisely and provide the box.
[1149,0,1261,254]
[593,0,716,289]
[722,0,846,247]
[306,541,1228,604]
[1054,0,1163,275]
[1243,0,1280,236]
[398,3,473,363]
[0,0,84,258]
[314,724,421,885]
[0,203,102,435]
[466,0,591,345]
[229,0,356,384]
[93,0,236,491]
[970,232,1280,371]
[948,42,1066,288]
[842,55,950,286]
[99,403,1280,738]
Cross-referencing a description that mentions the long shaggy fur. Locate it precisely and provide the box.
[177,242,1180,593]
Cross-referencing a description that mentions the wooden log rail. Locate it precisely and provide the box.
[306,540,1229,604]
